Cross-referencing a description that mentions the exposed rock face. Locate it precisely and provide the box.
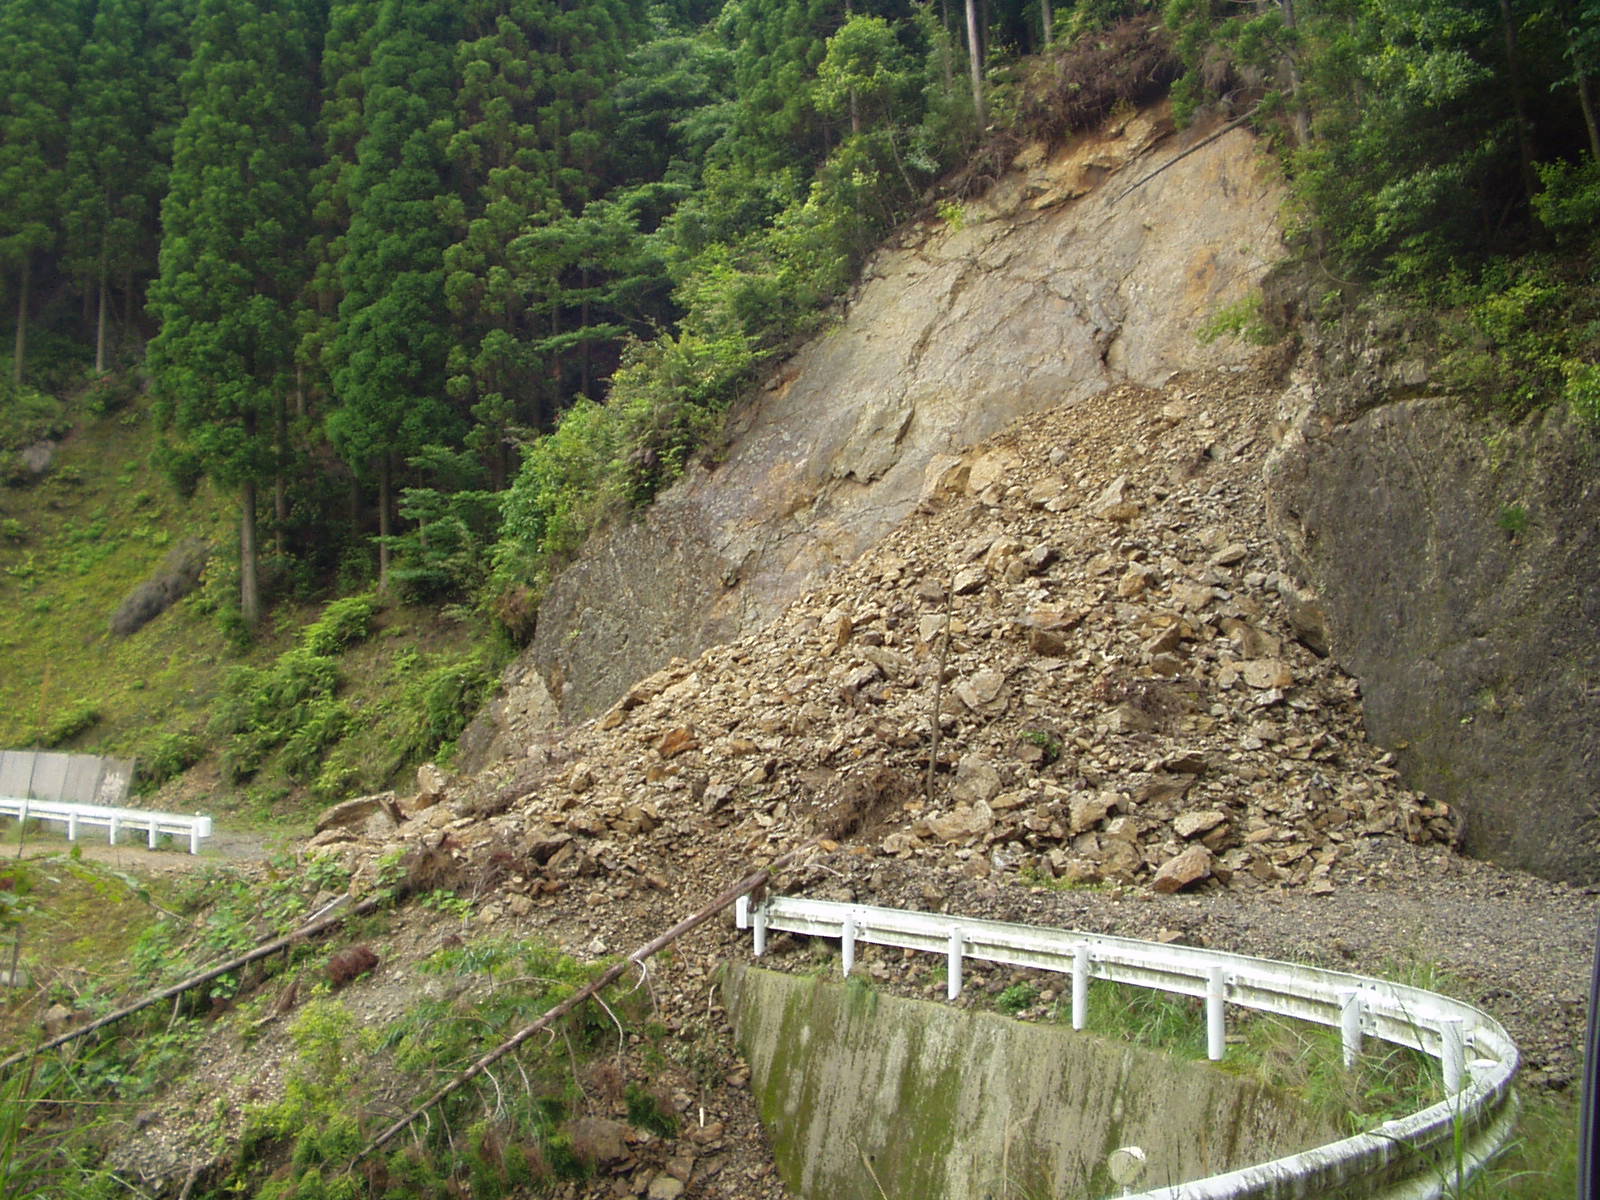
[1267,385,1600,884]
[108,537,210,636]
[527,107,1284,722]
[333,363,1454,907]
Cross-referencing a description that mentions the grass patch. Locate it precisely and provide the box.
[0,393,508,831]
[220,935,671,1199]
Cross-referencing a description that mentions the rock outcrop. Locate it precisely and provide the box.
[1267,364,1600,884]
[515,106,1285,731]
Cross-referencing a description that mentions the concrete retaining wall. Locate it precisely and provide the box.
[724,964,1338,1200]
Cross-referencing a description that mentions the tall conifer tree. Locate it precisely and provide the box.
[148,0,319,629]
[0,0,86,383]
[443,0,647,478]
[64,0,189,372]
[325,0,462,594]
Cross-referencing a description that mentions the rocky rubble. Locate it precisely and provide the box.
[323,358,1454,913]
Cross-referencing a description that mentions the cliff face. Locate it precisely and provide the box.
[466,105,1599,886]
[518,107,1285,728]
[1266,343,1600,884]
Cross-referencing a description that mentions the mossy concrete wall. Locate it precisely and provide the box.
[724,964,1337,1200]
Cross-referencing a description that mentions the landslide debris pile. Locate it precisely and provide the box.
[125,358,1590,1200]
[319,357,1453,909]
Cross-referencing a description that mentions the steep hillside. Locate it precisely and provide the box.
[504,106,1284,736]
[10,111,1594,1200]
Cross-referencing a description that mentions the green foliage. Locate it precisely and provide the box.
[1020,728,1062,764]
[1079,980,1208,1057]
[387,451,498,603]
[0,0,83,379]
[624,1081,679,1137]
[32,700,102,749]
[146,0,321,625]
[1430,259,1600,419]
[324,0,462,550]
[78,373,137,418]
[1197,292,1275,346]
[298,592,378,656]
[995,982,1040,1015]
[1534,157,1600,245]
[0,383,69,454]
[226,935,658,1197]
[391,647,498,764]
[416,888,472,918]
[211,648,342,783]
[1164,0,1600,420]
[1496,503,1530,536]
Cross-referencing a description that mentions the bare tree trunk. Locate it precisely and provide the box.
[377,453,392,597]
[938,0,956,98]
[0,895,382,1075]
[1040,0,1052,45]
[965,0,986,127]
[1559,3,1600,159]
[95,274,108,374]
[1497,0,1539,208]
[274,393,288,557]
[13,258,29,385]
[1278,0,1312,147]
[847,0,861,133]
[1582,77,1600,160]
[240,477,260,630]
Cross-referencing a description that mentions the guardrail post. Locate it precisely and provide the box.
[753,903,768,958]
[1440,1018,1465,1094]
[67,811,78,843]
[1072,945,1089,1031]
[1340,990,1364,1068]
[190,822,201,855]
[108,814,117,846]
[147,819,158,850]
[842,916,857,976]
[947,928,963,1001]
[1206,966,1227,1061]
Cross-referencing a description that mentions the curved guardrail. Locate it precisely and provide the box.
[736,895,1519,1200]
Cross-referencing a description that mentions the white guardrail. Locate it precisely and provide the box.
[736,895,1519,1200]
[0,795,212,854]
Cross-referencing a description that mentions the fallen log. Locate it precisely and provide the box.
[353,843,812,1163]
[0,894,383,1074]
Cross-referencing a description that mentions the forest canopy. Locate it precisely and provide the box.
[1,0,1595,636]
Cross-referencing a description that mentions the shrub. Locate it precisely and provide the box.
[34,701,101,748]
[80,372,137,417]
[0,382,69,451]
[392,650,498,765]
[299,592,378,656]
[134,731,206,793]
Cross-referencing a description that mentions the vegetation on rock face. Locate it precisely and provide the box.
[1166,0,1600,420]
